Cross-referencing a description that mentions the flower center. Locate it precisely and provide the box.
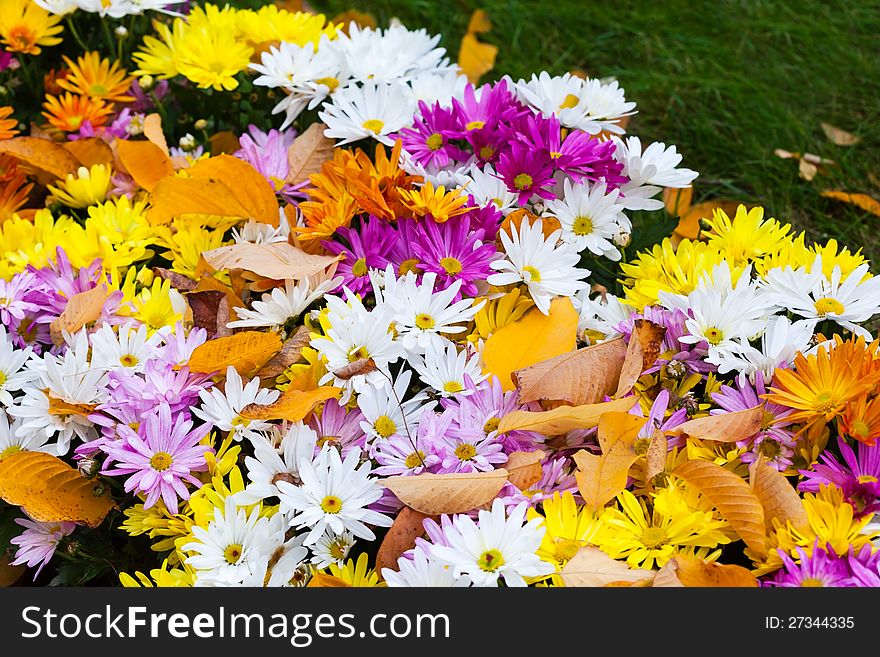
[813,391,838,414]
[761,409,776,430]
[454,443,477,461]
[0,371,6,387]
[314,76,339,91]
[373,415,397,438]
[554,538,582,562]
[851,420,871,440]
[477,548,505,572]
[482,416,501,434]
[426,133,444,151]
[89,83,108,96]
[0,445,22,459]
[800,577,825,587]
[224,543,243,565]
[758,439,781,458]
[704,327,724,345]
[549,151,563,159]
[814,297,845,316]
[439,256,463,276]
[443,380,464,394]
[522,265,542,282]
[572,215,594,236]
[362,119,385,134]
[9,28,36,53]
[415,312,435,330]
[347,345,370,362]
[119,353,139,367]
[465,120,485,131]
[559,93,580,110]
[328,537,349,560]
[351,257,368,277]
[639,527,668,549]
[398,258,421,276]
[149,451,173,471]
[858,474,879,484]
[320,494,343,513]
[404,450,427,469]
[513,173,533,190]
[479,145,495,160]
[17,318,38,343]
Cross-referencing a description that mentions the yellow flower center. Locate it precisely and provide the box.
[454,443,477,461]
[513,173,533,190]
[758,440,781,458]
[8,27,36,54]
[224,544,243,564]
[317,435,339,448]
[704,327,724,345]
[17,318,37,343]
[477,548,505,572]
[404,451,427,469]
[426,133,444,151]
[857,474,879,484]
[549,151,563,159]
[522,265,542,282]
[813,391,838,414]
[89,83,108,96]
[761,409,776,430]
[479,145,495,160]
[800,578,824,587]
[119,354,139,367]
[483,416,501,434]
[398,258,421,276]
[572,215,594,236]
[149,451,173,471]
[362,119,385,134]
[415,313,435,330]
[0,371,6,387]
[851,420,871,440]
[639,527,668,549]
[314,76,339,91]
[814,297,845,316]
[439,256,463,276]
[351,257,368,277]
[465,120,485,131]
[554,538,582,562]
[0,445,22,459]
[320,495,343,514]
[373,415,397,438]
[347,345,370,362]
[559,93,580,110]
[443,380,464,394]
[328,537,348,560]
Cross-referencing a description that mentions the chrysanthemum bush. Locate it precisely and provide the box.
[0,1,878,589]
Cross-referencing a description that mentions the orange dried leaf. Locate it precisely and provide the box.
[560,546,655,587]
[239,386,340,422]
[187,331,282,377]
[497,397,638,436]
[0,451,114,527]
[596,410,646,453]
[63,137,113,168]
[375,507,433,576]
[257,325,311,380]
[820,122,860,146]
[143,113,169,155]
[673,459,766,556]
[307,572,351,587]
[286,122,334,186]
[676,200,744,241]
[615,319,664,397]
[574,440,639,511]
[47,393,97,418]
[652,559,684,587]
[0,136,80,182]
[667,405,764,443]
[0,556,25,587]
[482,297,578,392]
[383,469,509,515]
[467,8,493,33]
[503,450,545,490]
[209,131,241,156]
[670,555,758,587]
[663,186,693,217]
[514,337,627,405]
[749,455,809,534]
[116,139,174,192]
[821,191,880,217]
[458,32,497,84]
[49,283,108,346]
[645,429,668,485]
[332,358,377,381]
[200,242,341,281]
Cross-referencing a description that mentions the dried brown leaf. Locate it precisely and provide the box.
[614,319,664,397]
[560,546,655,587]
[187,290,231,339]
[497,397,638,436]
[332,358,377,381]
[286,122,334,186]
[574,439,639,511]
[749,455,809,534]
[200,242,341,281]
[503,450,545,490]
[257,325,311,380]
[821,122,860,146]
[49,284,108,346]
[376,507,433,576]
[383,469,509,515]
[671,554,758,587]
[667,405,764,443]
[240,386,340,422]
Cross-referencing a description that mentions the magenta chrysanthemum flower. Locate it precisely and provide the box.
[103,360,209,418]
[495,144,556,205]
[372,432,442,476]
[451,79,526,138]
[307,398,367,457]
[618,306,714,375]
[711,372,797,470]
[398,100,468,168]
[100,403,212,513]
[765,543,857,587]
[460,200,502,242]
[387,217,426,279]
[0,271,39,326]
[10,518,76,579]
[799,437,880,517]
[322,218,396,295]
[411,216,496,299]
[845,544,880,586]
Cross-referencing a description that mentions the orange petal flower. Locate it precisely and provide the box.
[57,51,135,103]
[0,106,18,140]
[42,93,113,133]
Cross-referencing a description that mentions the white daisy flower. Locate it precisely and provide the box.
[714,315,818,381]
[227,272,342,330]
[512,72,593,130]
[231,217,290,245]
[411,340,487,397]
[183,497,284,587]
[544,179,626,259]
[760,258,880,338]
[454,163,518,216]
[32,0,78,15]
[320,80,417,146]
[357,369,433,442]
[487,218,590,314]
[383,545,471,587]
[400,153,473,189]
[613,136,699,211]
[0,326,35,407]
[266,535,310,587]
[0,412,55,459]
[578,78,637,135]
[277,445,392,546]
[235,423,319,505]
[9,330,104,455]
[429,499,552,587]
[310,529,356,570]
[193,366,280,442]
[408,70,468,108]
[334,23,451,83]
[572,289,633,343]
[89,322,164,373]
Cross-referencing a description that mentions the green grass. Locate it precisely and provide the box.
[314,0,880,260]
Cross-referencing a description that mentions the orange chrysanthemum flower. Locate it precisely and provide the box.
[0,170,32,221]
[839,394,880,446]
[42,93,113,133]
[58,51,135,103]
[0,106,18,140]
[765,343,880,427]
[398,181,471,223]
[0,0,63,56]
[822,333,880,395]
[296,191,358,251]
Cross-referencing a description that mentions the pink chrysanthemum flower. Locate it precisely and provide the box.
[10,518,76,578]
[100,403,212,513]
[322,218,396,296]
[495,144,556,205]
[764,542,857,587]
[307,398,368,457]
[799,437,880,517]
[398,100,468,168]
[411,216,496,299]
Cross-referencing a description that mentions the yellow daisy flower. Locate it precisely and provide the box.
[235,6,338,48]
[152,217,227,279]
[702,204,791,266]
[326,553,383,587]
[0,209,74,278]
[398,181,471,223]
[132,18,186,80]
[131,276,185,332]
[468,287,534,343]
[120,560,194,588]
[0,0,62,56]
[48,164,112,208]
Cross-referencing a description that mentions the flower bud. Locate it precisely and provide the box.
[194,118,208,131]
[139,75,155,91]
[613,230,631,248]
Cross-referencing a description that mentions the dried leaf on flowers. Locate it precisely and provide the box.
[615,319,664,397]
[257,325,312,380]
[329,9,377,31]
[199,242,341,282]
[482,297,578,392]
[820,122,860,146]
[116,139,174,192]
[675,200,744,242]
[143,113,169,155]
[799,158,819,181]
[644,429,668,485]
[306,573,351,587]
[383,469,509,515]
[749,455,809,534]
[332,357,377,381]
[0,136,80,183]
[209,131,241,156]
[596,410,646,453]
[458,10,498,84]
[49,283,108,346]
[0,451,114,527]
[186,290,232,339]
[574,436,639,511]
[375,507,433,575]
[152,267,197,292]
[560,546,655,587]
[148,155,279,225]
[187,331,283,376]
[497,397,638,436]
[286,122,334,186]
[0,557,25,587]
[63,138,113,168]
[663,186,693,217]
[190,275,245,315]
[653,555,757,587]
[667,405,764,443]
[514,337,627,405]
[47,394,97,418]
[503,450,545,490]
[239,386,340,422]
[821,191,880,217]
[673,459,766,556]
